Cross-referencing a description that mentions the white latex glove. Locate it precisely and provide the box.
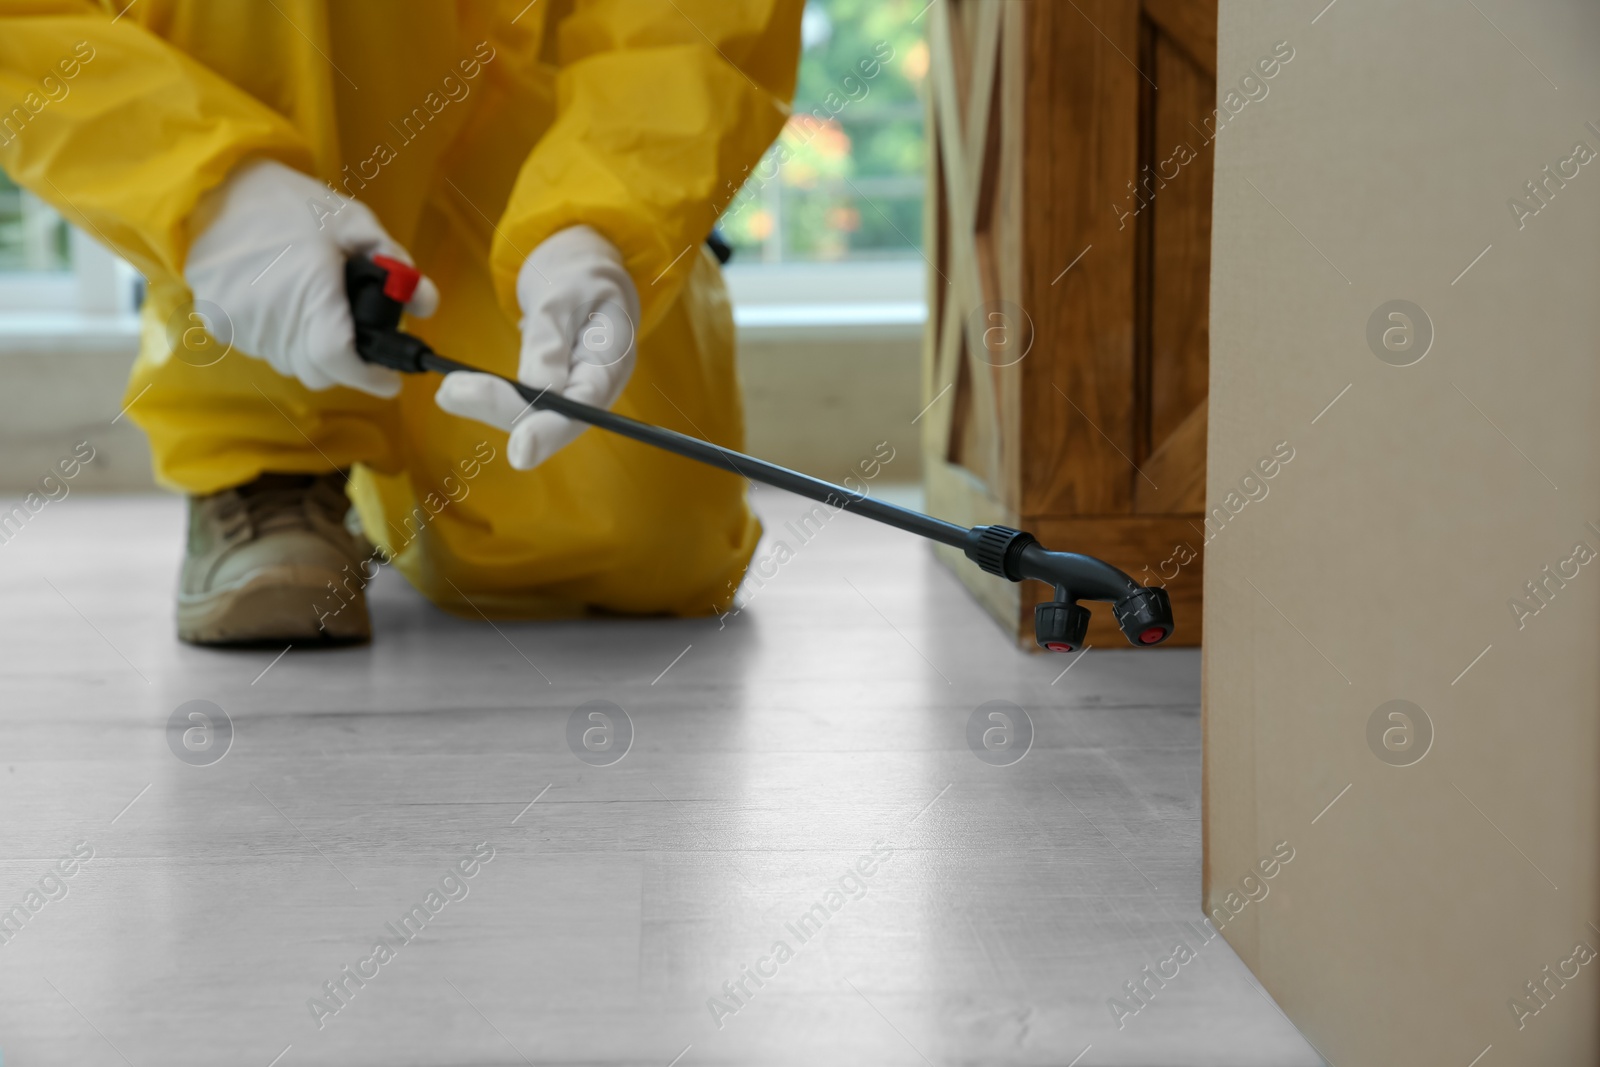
[184,158,438,397]
[434,225,640,470]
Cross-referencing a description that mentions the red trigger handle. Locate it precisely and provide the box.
[370,254,421,304]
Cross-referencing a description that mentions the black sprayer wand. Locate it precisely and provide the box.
[346,254,1174,652]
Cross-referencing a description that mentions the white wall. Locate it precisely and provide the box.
[0,323,922,492]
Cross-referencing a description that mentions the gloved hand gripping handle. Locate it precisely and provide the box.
[345,255,1174,650]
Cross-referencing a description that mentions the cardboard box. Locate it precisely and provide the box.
[1205,2,1600,1063]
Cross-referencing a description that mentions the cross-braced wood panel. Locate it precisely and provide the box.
[922,0,1215,648]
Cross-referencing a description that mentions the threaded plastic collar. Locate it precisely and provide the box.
[965,525,1037,582]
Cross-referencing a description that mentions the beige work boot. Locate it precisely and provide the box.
[178,472,375,646]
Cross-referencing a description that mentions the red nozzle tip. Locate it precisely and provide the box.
[1139,627,1166,645]
[1046,642,1074,653]
[371,254,421,303]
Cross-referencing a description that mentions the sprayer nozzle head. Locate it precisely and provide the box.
[1035,600,1090,652]
[1113,588,1174,647]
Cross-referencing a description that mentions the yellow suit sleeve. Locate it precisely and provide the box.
[0,1,312,287]
[491,0,804,333]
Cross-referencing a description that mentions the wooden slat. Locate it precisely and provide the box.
[993,1,1027,512]
[1135,398,1207,514]
[931,0,1006,494]
[970,48,1005,311]
[923,112,961,465]
[1142,0,1217,78]
[963,1,1005,190]
[931,291,964,458]
[1019,0,1142,517]
[1144,30,1215,460]
[929,3,978,255]
[960,7,1006,493]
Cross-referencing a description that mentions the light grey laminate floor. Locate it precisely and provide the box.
[0,487,1321,1066]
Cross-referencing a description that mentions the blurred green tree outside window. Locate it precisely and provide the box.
[0,171,72,272]
[720,0,928,264]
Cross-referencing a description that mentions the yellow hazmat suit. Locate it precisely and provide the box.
[0,0,803,617]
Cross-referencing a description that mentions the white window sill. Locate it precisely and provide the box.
[733,301,926,343]
[0,273,76,310]
[723,259,924,302]
[724,259,927,342]
[2,252,930,348]
[0,312,140,354]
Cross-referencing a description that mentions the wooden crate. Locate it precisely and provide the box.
[921,0,1215,648]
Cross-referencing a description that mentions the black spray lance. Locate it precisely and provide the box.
[345,254,1174,651]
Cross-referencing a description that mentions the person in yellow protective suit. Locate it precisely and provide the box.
[0,0,804,643]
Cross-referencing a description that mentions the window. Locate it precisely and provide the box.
[1,3,931,327]
[0,170,80,316]
[720,0,929,266]
[0,171,138,321]
[0,172,72,273]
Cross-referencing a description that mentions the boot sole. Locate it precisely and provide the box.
[178,564,371,647]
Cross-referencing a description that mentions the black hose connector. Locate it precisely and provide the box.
[345,256,435,373]
[965,525,1037,582]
